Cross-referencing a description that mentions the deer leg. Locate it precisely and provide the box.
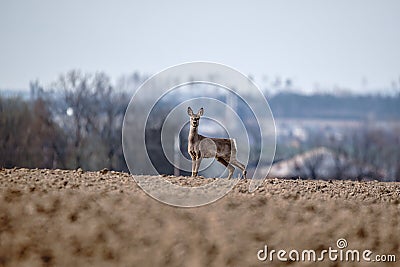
[227,164,235,179]
[194,157,202,177]
[189,151,196,177]
[191,159,196,177]
[217,157,234,179]
[230,158,247,179]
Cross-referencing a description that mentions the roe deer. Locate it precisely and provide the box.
[187,107,247,179]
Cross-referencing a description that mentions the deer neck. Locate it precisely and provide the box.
[189,125,200,142]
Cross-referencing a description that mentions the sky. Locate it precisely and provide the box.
[1,0,399,93]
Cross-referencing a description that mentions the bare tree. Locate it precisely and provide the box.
[54,70,95,168]
[328,136,352,180]
[0,96,65,169]
[51,70,129,170]
[299,150,325,180]
[90,73,129,170]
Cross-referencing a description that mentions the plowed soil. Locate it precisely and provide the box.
[0,168,399,266]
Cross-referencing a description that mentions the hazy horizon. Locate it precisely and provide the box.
[1,0,399,94]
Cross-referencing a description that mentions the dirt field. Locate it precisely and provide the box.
[0,168,399,267]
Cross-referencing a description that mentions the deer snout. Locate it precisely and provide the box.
[190,119,199,127]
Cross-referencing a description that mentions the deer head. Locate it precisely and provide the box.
[187,107,204,128]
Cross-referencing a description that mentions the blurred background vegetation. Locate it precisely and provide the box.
[1,70,400,181]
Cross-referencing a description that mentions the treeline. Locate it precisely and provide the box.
[270,92,400,120]
[0,71,131,171]
[1,70,400,177]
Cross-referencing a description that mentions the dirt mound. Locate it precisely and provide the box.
[0,168,399,266]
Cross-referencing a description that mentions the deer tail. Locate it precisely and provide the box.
[231,139,238,154]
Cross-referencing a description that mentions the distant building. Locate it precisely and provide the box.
[268,147,385,180]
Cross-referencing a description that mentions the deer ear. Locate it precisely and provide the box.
[187,107,194,116]
[198,108,204,116]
